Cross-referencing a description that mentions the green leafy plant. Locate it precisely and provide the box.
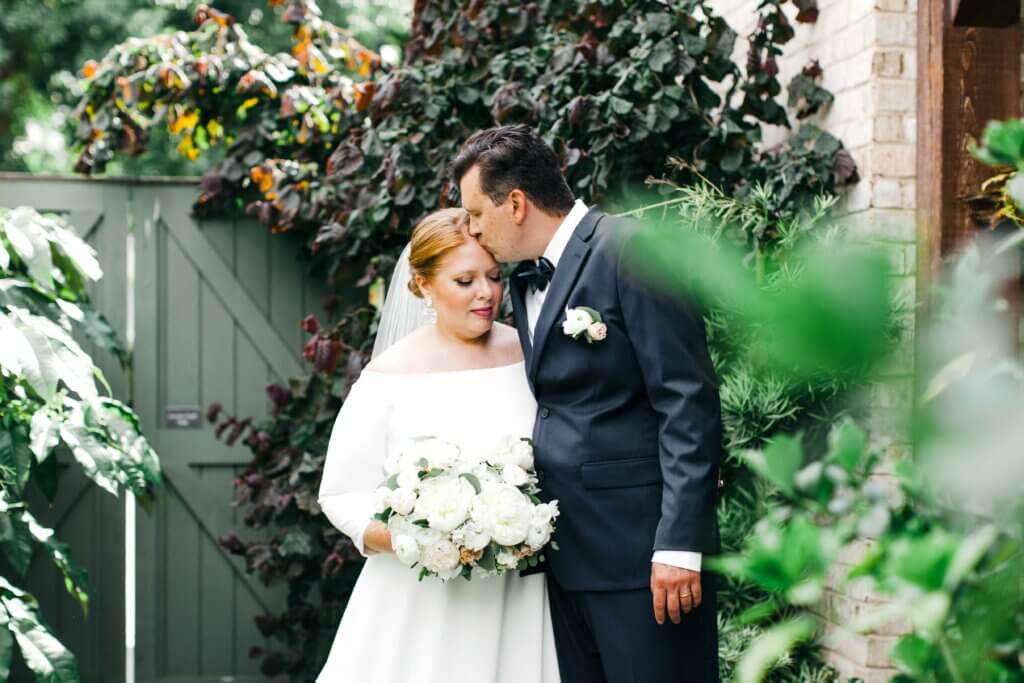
[631,192,1023,681]
[0,206,161,681]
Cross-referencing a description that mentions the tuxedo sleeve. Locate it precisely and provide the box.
[616,232,723,554]
[318,375,390,557]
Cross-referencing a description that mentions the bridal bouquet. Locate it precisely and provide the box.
[372,435,559,581]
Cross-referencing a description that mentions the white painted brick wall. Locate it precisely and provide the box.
[708,0,923,676]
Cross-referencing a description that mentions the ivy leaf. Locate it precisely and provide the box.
[649,39,676,73]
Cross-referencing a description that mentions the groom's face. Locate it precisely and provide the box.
[459,165,520,263]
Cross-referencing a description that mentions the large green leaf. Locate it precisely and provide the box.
[22,509,90,614]
[9,308,99,403]
[0,498,34,576]
[0,610,12,681]
[1,208,54,290]
[0,315,49,399]
[57,408,120,496]
[1,589,79,683]
[29,408,61,464]
[0,426,33,495]
[48,221,102,283]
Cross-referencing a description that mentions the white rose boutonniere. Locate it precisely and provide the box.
[563,306,607,344]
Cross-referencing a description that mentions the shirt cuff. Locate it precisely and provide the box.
[652,550,702,572]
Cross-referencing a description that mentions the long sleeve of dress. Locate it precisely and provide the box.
[318,375,390,557]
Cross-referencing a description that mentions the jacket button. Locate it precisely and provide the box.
[539,407,550,419]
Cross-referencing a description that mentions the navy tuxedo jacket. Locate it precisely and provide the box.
[512,207,723,592]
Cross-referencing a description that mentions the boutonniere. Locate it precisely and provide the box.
[562,306,608,344]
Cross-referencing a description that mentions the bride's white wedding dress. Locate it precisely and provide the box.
[316,361,560,682]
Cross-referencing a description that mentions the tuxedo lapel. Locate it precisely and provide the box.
[528,208,604,382]
[508,266,533,364]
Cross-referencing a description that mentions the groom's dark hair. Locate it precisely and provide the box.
[451,124,576,216]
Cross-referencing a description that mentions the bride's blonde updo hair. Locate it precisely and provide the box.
[407,208,472,298]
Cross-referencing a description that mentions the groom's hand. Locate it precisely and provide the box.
[651,563,702,625]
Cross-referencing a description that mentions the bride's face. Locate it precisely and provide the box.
[419,238,503,339]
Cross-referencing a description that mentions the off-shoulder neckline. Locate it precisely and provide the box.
[360,359,525,378]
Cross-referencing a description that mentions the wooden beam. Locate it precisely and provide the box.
[951,0,1020,28]
[917,2,1021,303]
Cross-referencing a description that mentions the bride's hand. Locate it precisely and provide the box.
[363,521,393,555]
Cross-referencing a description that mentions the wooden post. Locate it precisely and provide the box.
[951,0,1020,28]
[916,0,1021,314]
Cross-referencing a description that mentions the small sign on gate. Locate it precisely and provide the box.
[165,406,202,429]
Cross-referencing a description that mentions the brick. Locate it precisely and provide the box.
[873,177,904,208]
[872,49,904,77]
[871,144,916,177]
[843,179,873,213]
[872,81,917,112]
[871,13,915,46]
[874,114,905,142]
[874,0,906,11]
[842,209,916,242]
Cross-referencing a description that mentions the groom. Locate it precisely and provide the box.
[452,125,723,682]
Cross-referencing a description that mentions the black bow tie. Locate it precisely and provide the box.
[515,257,556,293]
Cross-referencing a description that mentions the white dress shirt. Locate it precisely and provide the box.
[526,200,702,573]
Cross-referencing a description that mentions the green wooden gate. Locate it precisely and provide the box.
[1,175,332,682]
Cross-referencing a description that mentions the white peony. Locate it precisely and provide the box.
[414,477,476,532]
[421,539,462,576]
[392,535,420,566]
[527,524,552,549]
[472,484,533,546]
[389,487,417,515]
[562,307,592,337]
[502,464,529,487]
[397,467,421,491]
[373,486,393,513]
[414,437,461,469]
[484,436,516,468]
[461,523,492,551]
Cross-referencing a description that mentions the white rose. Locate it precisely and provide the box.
[531,503,555,526]
[502,464,529,487]
[496,551,520,570]
[397,467,421,491]
[587,321,608,341]
[472,484,532,546]
[392,535,420,566]
[389,487,417,515]
[418,438,460,469]
[373,486,393,513]
[414,477,476,532]
[421,539,461,576]
[527,524,551,549]
[511,439,535,469]
[562,307,591,337]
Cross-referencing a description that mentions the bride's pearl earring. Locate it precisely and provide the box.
[424,295,438,324]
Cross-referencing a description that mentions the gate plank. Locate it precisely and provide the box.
[153,198,303,380]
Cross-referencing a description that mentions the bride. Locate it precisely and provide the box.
[316,208,560,682]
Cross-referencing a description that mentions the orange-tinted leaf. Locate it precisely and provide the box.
[354,82,375,112]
